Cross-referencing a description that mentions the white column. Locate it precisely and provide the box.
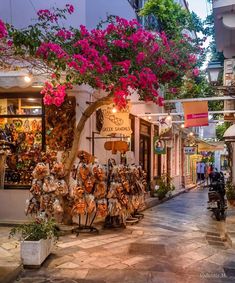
[134,117,140,164]
[150,124,154,181]
[232,143,235,185]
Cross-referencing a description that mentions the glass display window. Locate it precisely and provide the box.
[0,93,45,189]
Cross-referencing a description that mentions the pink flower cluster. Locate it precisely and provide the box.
[33,12,200,108]
[66,4,74,14]
[0,20,7,39]
[56,29,74,40]
[37,42,68,59]
[37,9,58,23]
[41,82,66,106]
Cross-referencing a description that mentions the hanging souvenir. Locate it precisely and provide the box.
[97,199,108,218]
[12,119,23,131]
[72,182,85,199]
[53,199,64,223]
[55,179,68,196]
[43,175,56,193]
[32,163,49,179]
[51,162,65,179]
[40,194,54,216]
[25,198,39,216]
[77,163,90,181]
[23,119,30,132]
[94,181,107,199]
[31,119,38,132]
[34,132,42,144]
[30,179,42,197]
[26,133,34,146]
[84,176,95,194]
[85,194,96,214]
[71,198,87,216]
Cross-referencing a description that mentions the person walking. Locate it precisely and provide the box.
[196,162,201,182]
[200,162,206,181]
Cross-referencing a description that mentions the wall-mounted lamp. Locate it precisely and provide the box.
[112,107,117,113]
[24,74,32,83]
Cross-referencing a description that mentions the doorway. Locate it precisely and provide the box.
[139,134,151,183]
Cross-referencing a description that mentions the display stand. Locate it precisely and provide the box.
[72,213,99,235]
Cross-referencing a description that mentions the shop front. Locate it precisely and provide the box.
[0,85,149,225]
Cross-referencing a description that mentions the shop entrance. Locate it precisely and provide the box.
[139,134,151,183]
[166,147,171,177]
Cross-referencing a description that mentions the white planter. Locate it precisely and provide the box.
[20,238,53,266]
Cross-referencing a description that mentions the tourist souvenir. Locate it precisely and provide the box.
[97,199,108,217]
[71,198,87,215]
[84,176,95,194]
[32,163,49,180]
[55,179,68,196]
[51,162,65,179]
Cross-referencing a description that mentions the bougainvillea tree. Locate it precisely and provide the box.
[0,5,200,175]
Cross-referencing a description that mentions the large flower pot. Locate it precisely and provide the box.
[20,238,53,266]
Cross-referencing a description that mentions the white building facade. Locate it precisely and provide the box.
[0,0,193,223]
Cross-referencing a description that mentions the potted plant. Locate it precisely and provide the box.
[155,174,175,200]
[9,218,59,267]
[225,182,235,206]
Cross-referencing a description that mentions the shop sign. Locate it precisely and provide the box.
[184,146,197,155]
[99,104,132,137]
[153,136,166,154]
[159,116,172,136]
[183,101,208,128]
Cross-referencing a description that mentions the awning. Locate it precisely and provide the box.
[197,140,224,152]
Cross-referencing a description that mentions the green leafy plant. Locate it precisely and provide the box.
[9,218,59,241]
[140,0,192,39]
[155,174,175,200]
[225,182,235,201]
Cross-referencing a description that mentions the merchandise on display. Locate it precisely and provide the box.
[26,150,147,231]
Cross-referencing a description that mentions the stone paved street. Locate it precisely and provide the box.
[10,187,235,283]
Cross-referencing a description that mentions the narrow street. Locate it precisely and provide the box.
[14,187,235,283]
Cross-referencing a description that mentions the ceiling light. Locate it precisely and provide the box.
[24,75,32,83]
[112,107,117,114]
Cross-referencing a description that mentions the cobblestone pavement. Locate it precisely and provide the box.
[10,187,235,283]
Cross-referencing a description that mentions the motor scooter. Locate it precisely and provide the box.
[207,172,227,221]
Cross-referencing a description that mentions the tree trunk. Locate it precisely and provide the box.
[64,93,113,176]
[62,93,113,224]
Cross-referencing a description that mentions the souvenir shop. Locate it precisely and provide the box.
[0,90,147,228]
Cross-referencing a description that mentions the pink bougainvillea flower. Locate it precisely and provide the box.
[0,19,7,39]
[41,82,66,106]
[192,68,200,77]
[37,42,68,59]
[66,4,74,14]
[56,29,74,40]
[37,9,58,22]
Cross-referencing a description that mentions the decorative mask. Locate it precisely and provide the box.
[84,176,95,194]
[78,163,90,181]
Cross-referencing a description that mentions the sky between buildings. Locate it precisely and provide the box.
[187,0,211,20]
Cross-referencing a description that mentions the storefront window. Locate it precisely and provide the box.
[0,94,44,189]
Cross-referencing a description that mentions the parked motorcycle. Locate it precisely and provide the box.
[207,172,227,221]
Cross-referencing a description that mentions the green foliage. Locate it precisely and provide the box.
[9,218,59,241]
[155,174,175,200]
[216,122,231,141]
[225,182,235,200]
[140,0,192,38]
[203,12,224,64]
